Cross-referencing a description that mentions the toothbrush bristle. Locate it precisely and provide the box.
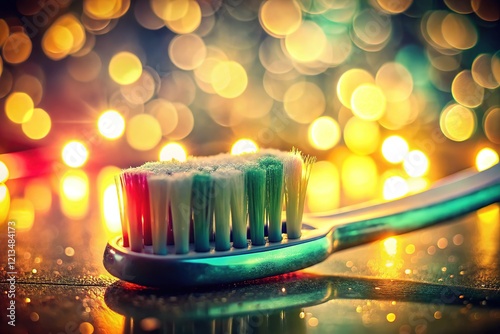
[116,149,315,254]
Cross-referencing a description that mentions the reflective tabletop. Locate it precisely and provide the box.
[1,172,499,334]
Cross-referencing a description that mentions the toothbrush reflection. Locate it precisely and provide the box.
[104,273,500,334]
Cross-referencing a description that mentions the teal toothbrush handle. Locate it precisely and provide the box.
[308,164,500,252]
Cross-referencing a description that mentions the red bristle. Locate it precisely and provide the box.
[141,174,152,246]
[125,172,143,252]
[167,203,174,245]
[119,175,129,247]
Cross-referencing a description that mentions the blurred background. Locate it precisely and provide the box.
[0,0,499,233]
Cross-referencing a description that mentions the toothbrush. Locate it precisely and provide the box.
[103,149,500,287]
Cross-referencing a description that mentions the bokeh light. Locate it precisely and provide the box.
[108,51,143,85]
[440,104,476,142]
[211,61,248,99]
[62,141,89,168]
[97,166,122,234]
[342,155,378,201]
[403,150,429,177]
[308,117,341,150]
[168,33,207,71]
[375,62,413,103]
[126,114,162,151]
[284,82,325,124]
[0,161,9,183]
[337,69,374,109]
[21,108,51,140]
[120,67,159,105]
[352,8,392,47]
[383,176,409,200]
[60,170,89,219]
[42,14,86,60]
[8,197,35,231]
[102,184,122,233]
[472,54,499,89]
[284,21,326,63]
[13,74,43,106]
[164,0,202,34]
[159,142,187,162]
[441,13,477,50]
[5,92,34,124]
[351,84,386,121]
[377,0,413,13]
[343,117,380,155]
[451,70,484,108]
[231,139,259,155]
[84,0,130,19]
[0,184,9,224]
[259,0,302,38]
[98,110,125,140]
[483,107,500,144]
[168,103,194,140]
[151,0,189,21]
[2,32,32,64]
[475,148,499,171]
[146,99,178,135]
[307,161,340,212]
[382,136,409,164]
[0,19,8,47]
[25,179,52,214]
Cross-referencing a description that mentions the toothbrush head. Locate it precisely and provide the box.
[104,149,318,287]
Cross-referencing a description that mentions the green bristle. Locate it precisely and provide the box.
[229,170,247,248]
[213,173,231,251]
[191,173,212,252]
[259,156,284,242]
[169,173,193,254]
[245,166,266,246]
[147,176,169,255]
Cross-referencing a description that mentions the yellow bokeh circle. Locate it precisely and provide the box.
[159,142,187,161]
[351,84,386,121]
[343,117,380,155]
[440,104,476,142]
[284,82,325,124]
[337,69,374,109]
[5,92,34,124]
[21,108,52,140]
[284,21,326,63]
[98,110,125,140]
[126,114,162,151]
[62,141,89,168]
[211,61,248,99]
[308,117,341,150]
[259,0,302,38]
[231,139,259,155]
[475,148,499,171]
[109,51,143,85]
[2,32,32,64]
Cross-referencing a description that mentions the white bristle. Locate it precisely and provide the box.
[229,170,246,248]
[213,171,231,251]
[147,176,169,255]
[284,153,304,239]
[169,173,193,254]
